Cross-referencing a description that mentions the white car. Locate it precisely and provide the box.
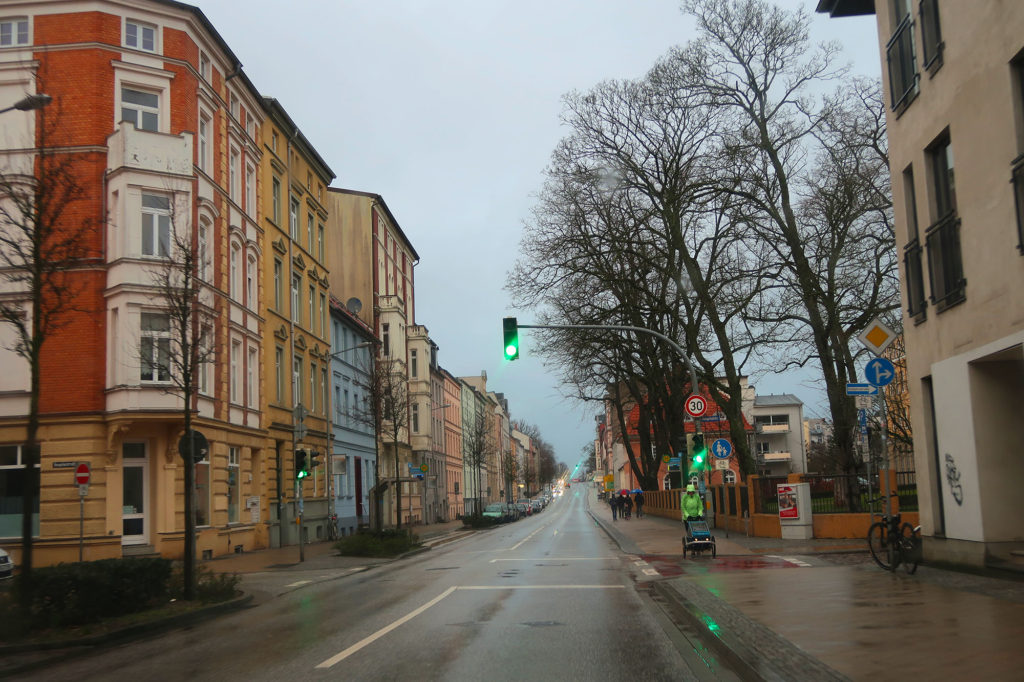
[0,547,13,580]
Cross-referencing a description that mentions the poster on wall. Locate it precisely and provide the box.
[777,484,799,519]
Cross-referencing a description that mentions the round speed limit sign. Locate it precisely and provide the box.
[685,394,707,418]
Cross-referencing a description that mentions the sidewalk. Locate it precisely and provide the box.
[585,486,1024,681]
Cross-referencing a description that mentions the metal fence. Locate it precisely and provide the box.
[801,473,876,513]
[754,477,788,514]
[896,470,919,511]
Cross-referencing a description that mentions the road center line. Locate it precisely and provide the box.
[508,522,550,551]
[315,586,458,669]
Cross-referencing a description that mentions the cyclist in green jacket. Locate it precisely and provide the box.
[682,484,704,520]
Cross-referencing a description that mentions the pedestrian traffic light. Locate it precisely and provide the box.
[690,434,706,470]
[295,450,309,479]
[502,317,519,360]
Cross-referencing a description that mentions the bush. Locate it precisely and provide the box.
[462,515,499,529]
[334,529,420,557]
[167,563,241,603]
[11,557,172,630]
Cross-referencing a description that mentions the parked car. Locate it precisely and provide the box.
[530,499,543,514]
[482,503,506,522]
[0,547,13,580]
[502,503,521,522]
[515,500,532,516]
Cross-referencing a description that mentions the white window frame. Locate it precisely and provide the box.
[724,470,737,484]
[272,177,281,223]
[121,86,159,132]
[198,111,211,173]
[229,147,240,203]
[291,274,301,324]
[0,17,29,47]
[198,323,212,395]
[230,241,241,300]
[289,197,299,240]
[310,361,318,413]
[308,285,314,331]
[198,219,210,282]
[140,192,171,258]
[124,19,157,53]
[412,403,420,433]
[319,293,326,337]
[321,367,328,417]
[227,447,240,524]
[410,349,418,378]
[317,223,324,261]
[140,311,171,383]
[246,254,256,308]
[307,212,314,252]
[275,346,284,402]
[247,346,257,407]
[199,52,210,82]
[293,356,303,407]
[245,163,255,216]
[273,258,282,311]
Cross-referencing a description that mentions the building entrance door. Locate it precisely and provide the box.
[122,442,149,545]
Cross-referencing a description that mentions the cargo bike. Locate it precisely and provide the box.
[682,517,717,558]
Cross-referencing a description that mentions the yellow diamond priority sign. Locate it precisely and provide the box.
[858,318,897,357]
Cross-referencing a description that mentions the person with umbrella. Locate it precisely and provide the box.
[620,490,633,520]
[608,489,619,521]
[633,488,645,518]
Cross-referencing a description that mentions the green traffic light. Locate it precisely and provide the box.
[505,343,518,357]
[502,317,519,361]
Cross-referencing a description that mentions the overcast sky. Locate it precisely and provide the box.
[199,0,881,469]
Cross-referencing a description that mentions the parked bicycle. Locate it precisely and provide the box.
[866,493,921,574]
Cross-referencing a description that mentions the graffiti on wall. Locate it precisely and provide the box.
[944,453,963,506]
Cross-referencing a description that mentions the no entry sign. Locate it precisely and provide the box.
[75,462,91,486]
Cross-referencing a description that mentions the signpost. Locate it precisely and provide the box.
[845,383,878,396]
[75,463,90,561]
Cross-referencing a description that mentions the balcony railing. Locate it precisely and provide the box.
[886,15,919,111]
[925,211,966,310]
[756,423,790,434]
[107,121,192,175]
[903,237,927,319]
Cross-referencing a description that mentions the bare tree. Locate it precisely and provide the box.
[462,402,495,517]
[500,446,519,503]
[359,355,410,531]
[0,91,97,590]
[143,203,215,601]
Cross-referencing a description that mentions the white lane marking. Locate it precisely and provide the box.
[633,561,646,567]
[489,557,613,563]
[767,555,813,567]
[456,581,622,585]
[315,586,458,669]
[509,522,551,551]
[284,580,312,588]
[642,568,660,576]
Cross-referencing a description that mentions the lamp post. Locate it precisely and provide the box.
[0,93,51,115]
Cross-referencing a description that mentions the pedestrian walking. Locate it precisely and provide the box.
[634,490,645,518]
[609,491,619,521]
[622,493,633,520]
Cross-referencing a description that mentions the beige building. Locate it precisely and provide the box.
[259,98,334,547]
[820,0,1024,569]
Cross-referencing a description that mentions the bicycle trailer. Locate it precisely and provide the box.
[682,518,716,558]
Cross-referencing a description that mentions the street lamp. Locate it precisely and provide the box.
[330,340,373,360]
[0,93,52,115]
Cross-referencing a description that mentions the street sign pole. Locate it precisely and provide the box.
[74,463,90,562]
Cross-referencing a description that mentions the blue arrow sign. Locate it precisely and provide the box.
[865,357,896,388]
[846,383,878,396]
[711,438,732,459]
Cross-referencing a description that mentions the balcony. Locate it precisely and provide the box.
[885,15,919,113]
[107,121,192,176]
[756,423,790,434]
[760,451,792,463]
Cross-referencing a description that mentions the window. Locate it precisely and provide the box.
[272,130,279,153]
[902,166,927,318]
[319,293,326,337]
[307,212,314,252]
[1014,157,1024,253]
[246,255,256,307]
[756,441,769,456]
[199,52,210,81]
[198,113,210,173]
[0,444,40,537]
[306,171,312,190]
[412,403,420,433]
[885,0,918,111]
[321,367,328,417]
[289,197,299,240]
[199,324,212,395]
[293,356,303,407]
[0,18,29,46]
[230,340,240,403]
[245,164,255,216]
[723,470,737,484]
[291,274,301,323]
[919,0,943,71]
[247,347,257,407]
[275,346,284,402]
[227,447,240,524]
[308,285,315,330]
[382,323,390,356]
[230,242,241,300]
[410,349,418,378]
[273,258,283,311]
[229,92,239,121]
[272,177,281,224]
[125,19,155,52]
[925,135,965,308]
[310,362,318,413]
[140,312,171,382]
[122,87,159,132]
[198,220,210,282]
[229,148,240,202]
[317,224,324,261]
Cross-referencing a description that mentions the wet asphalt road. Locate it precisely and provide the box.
[24,490,739,681]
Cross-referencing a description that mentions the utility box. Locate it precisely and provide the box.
[777,482,812,539]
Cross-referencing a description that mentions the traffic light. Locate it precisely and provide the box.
[502,317,519,360]
[308,450,321,471]
[295,450,309,479]
[690,434,706,470]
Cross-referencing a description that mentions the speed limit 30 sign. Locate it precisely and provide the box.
[685,394,708,418]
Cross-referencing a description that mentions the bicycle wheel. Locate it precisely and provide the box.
[900,523,920,575]
[867,522,892,570]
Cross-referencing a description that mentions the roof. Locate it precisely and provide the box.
[262,97,335,183]
[815,0,876,17]
[753,394,803,407]
[327,187,420,262]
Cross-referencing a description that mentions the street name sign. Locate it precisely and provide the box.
[846,383,878,396]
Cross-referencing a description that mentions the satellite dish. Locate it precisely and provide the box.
[346,297,363,314]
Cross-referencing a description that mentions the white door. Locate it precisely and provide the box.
[122,442,149,545]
